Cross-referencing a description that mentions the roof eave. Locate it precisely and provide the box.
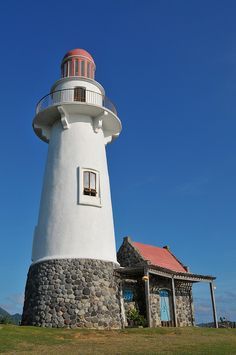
[117,263,216,282]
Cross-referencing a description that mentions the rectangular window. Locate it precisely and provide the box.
[74,87,86,102]
[83,171,97,196]
[75,59,79,76]
[123,289,134,302]
[78,168,101,207]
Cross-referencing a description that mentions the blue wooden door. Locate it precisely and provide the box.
[160,290,171,321]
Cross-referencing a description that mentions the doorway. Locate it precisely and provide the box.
[74,87,86,102]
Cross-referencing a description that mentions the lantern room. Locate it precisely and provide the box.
[61,48,96,79]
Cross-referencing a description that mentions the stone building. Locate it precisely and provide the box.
[117,237,217,328]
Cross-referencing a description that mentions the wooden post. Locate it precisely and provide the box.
[171,277,177,327]
[189,287,195,326]
[119,281,126,328]
[209,281,218,328]
[144,268,152,327]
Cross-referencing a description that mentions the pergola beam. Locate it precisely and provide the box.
[117,266,215,283]
[148,268,214,283]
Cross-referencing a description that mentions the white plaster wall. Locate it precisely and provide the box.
[32,110,117,264]
[53,79,103,94]
[52,79,103,107]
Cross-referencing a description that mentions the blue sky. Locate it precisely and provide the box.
[0,0,235,323]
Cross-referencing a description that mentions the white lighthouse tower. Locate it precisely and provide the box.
[22,49,123,328]
[32,48,121,263]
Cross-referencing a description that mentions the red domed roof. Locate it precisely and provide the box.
[63,49,94,63]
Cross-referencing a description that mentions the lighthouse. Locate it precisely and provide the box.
[22,49,123,328]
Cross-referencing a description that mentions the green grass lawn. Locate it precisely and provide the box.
[0,325,236,354]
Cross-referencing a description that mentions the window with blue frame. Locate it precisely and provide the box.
[123,289,134,302]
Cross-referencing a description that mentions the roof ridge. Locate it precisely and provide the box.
[164,247,188,272]
[133,240,163,250]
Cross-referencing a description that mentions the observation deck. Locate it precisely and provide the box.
[33,88,121,143]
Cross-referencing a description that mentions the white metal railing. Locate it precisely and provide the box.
[36,88,117,115]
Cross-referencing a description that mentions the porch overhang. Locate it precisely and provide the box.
[116,263,218,329]
[116,263,215,282]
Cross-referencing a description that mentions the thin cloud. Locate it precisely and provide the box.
[176,177,209,196]
[194,291,236,323]
[133,176,158,188]
[196,304,212,313]
[217,291,236,304]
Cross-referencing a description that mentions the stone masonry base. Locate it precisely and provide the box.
[21,258,122,329]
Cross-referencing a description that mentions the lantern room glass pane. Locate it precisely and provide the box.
[90,172,96,190]
[75,59,79,76]
[87,62,91,78]
[83,171,89,188]
[63,62,67,77]
[81,61,85,76]
[68,60,72,76]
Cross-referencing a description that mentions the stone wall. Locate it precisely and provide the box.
[149,276,194,327]
[117,237,144,267]
[22,258,122,329]
[175,281,194,326]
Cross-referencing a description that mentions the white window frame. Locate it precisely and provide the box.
[78,167,101,207]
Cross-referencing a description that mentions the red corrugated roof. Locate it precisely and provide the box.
[133,241,187,273]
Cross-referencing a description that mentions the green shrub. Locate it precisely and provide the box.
[127,308,147,327]
[0,315,13,325]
